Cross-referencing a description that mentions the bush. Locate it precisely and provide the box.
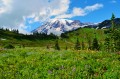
[4,44,15,49]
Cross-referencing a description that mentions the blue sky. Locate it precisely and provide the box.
[70,0,120,22]
[0,0,120,33]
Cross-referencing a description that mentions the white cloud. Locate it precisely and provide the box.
[50,0,70,16]
[0,0,103,34]
[55,3,103,19]
[0,0,12,14]
[84,3,103,11]
[73,7,86,16]
[0,0,70,33]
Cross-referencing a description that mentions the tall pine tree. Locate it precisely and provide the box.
[92,38,99,50]
[111,13,115,31]
[88,38,92,50]
[82,41,85,50]
[54,40,60,50]
[110,13,116,52]
[74,38,81,50]
[105,13,120,52]
[104,37,110,52]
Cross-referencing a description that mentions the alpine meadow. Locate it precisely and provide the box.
[0,0,120,79]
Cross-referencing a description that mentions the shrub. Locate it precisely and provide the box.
[4,44,15,49]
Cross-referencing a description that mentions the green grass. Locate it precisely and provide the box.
[0,28,106,48]
[65,28,106,43]
[0,47,120,79]
[0,28,119,78]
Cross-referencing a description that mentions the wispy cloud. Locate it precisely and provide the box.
[84,3,103,11]
[55,3,104,19]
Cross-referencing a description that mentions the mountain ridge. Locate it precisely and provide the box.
[32,18,120,35]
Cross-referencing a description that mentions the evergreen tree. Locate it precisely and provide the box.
[111,13,115,31]
[92,38,99,50]
[110,13,116,52]
[88,38,92,50]
[54,40,60,50]
[105,13,116,52]
[61,33,69,38]
[81,41,85,50]
[104,37,110,52]
[46,45,50,49]
[16,29,19,34]
[65,46,68,50]
[113,29,120,51]
[74,38,81,50]
[116,39,120,51]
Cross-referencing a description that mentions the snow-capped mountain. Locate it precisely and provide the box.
[32,19,95,36]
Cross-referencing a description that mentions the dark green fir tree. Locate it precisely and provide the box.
[104,37,110,52]
[74,38,81,50]
[92,38,99,51]
[55,40,60,50]
[82,41,85,50]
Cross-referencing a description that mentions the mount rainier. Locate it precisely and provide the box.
[32,19,97,36]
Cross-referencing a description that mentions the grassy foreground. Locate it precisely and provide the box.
[0,48,120,79]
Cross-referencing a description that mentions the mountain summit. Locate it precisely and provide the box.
[32,19,94,35]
